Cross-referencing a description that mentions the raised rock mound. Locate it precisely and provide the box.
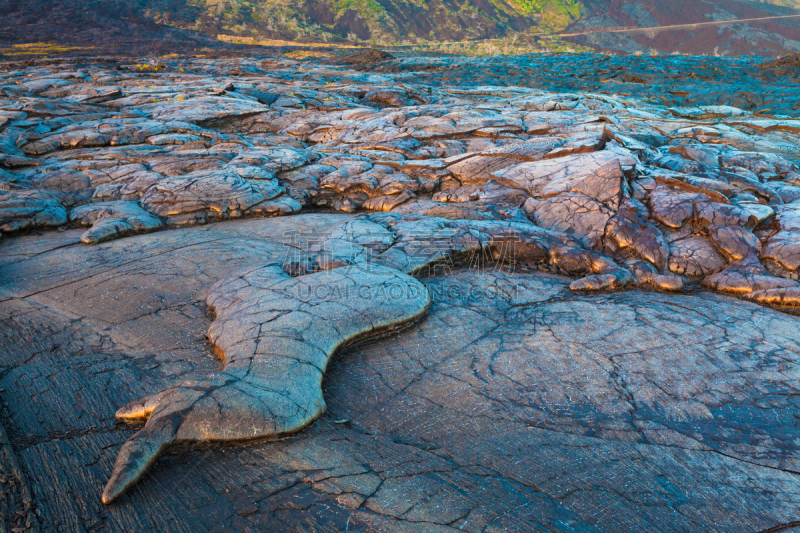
[759,52,800,70]
[335,49,395,66]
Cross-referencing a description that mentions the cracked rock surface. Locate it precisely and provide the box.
[102,260,431,504]
[3,217,800,531]
[2,54,800,301]
[3,51,800,531]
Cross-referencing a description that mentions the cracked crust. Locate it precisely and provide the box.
[101,262,431,503]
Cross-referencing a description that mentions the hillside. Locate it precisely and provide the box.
[0,0,581,50]
[566,0,800,55]
[1,0,799,55]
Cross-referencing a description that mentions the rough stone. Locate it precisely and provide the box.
[69,201,164,244]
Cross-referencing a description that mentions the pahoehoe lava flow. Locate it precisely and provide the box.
[102,262,431,503]
[4,49,800,530]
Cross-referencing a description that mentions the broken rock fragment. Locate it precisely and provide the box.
[494,151,630,209]
[448,137,564,184]
[604,200,668,268]
[744,287,800,305]
[0,190,68,233]
[668,235,727,278]
[523,193,612,251]
[69,200,164,244]
[139,167,270,225]
[703,255,799,294]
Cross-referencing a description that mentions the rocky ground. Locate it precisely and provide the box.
[2,50,800,531]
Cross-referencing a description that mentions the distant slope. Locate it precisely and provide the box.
[0,0,582,48]
[181,0,582,42]
[757,0,800,7]
[0,0,220,54]
[564,0,800,56]
[1,0,800,56]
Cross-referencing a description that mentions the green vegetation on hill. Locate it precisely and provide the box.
[129,0,587,44]
[4,0,800,57]
[512,0,581,30]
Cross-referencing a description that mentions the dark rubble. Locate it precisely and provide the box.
[2,52,800,532]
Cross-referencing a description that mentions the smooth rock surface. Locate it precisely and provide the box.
[2,217,800,531]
